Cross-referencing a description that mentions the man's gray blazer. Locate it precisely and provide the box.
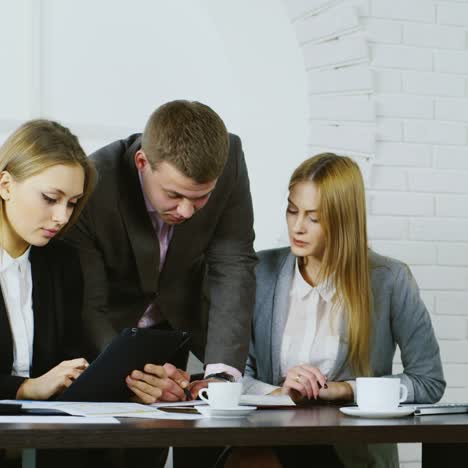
[244,247,445,403]
[65,133,257,370]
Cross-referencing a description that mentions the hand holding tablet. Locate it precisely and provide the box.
[126,362,191,404]
[58,328,190,402]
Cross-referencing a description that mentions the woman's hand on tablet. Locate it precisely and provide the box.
[16,358,89,400]
[126,362,190,404]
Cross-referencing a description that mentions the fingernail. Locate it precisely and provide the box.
[324,383,328,389]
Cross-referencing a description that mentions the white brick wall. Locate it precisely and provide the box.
[403,23,466,50]
[434,147,468,170]
[437,196,468,218]
[285,1,468,465]
[403,71,465,97]
[295,4,360,44]
[371,0,435,23]
[309,95,375,121]
[367,3,468,465]
[307,66,373,95]
[375,142,431,167]
[404,121,466,145]
[436,99,468,122]
[376,95,433,119]
[303,36,369,69]
[435,50,468,74]
[437,3,468,28]
[371,44,433,71]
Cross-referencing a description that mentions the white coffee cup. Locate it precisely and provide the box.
[198,382,242,409]
[356,377,408,411]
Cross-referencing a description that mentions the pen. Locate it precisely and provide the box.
[160,407,199,414]
[183,387,192,401]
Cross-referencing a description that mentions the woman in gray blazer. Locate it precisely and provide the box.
[232,153,445,468]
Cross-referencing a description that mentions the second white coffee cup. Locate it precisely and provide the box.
[356,377,408,411]
[198,382,242,409]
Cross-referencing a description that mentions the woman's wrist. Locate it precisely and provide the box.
[16,379,30,400]
[341,381,354,401]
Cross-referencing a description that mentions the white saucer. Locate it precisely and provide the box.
[340,406,414,419]
[195,405,257,419]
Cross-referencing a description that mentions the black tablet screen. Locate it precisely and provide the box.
[58,328,190,402]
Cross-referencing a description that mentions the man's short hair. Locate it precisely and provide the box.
[141,100,229,183]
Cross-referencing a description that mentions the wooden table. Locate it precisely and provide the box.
[2,406,468,467]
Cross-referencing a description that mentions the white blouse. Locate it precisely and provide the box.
[280,259,343,379]
[242,259,346,395]
[0,247,33,377]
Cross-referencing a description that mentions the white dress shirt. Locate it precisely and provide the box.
[137,175,241,381]
[280,259,342,379]
[243,259,344,395]
[0,247,33,378]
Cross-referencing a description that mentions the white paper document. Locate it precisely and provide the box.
[2,400,203,420]
[0,416,119,424]
[152,394,295,408]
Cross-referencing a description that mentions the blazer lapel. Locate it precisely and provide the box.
[271,252,295,384]
[118,138,159,297]
[0,285,13,373]
[30,247,55,376]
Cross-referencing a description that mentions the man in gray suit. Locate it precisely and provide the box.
[66,100,256,402]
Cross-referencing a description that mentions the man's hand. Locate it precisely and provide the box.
[16,358,89,400]
[126,362,190,404]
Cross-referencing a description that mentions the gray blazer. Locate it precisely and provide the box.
[65,133,257,370]
[244,247,445,403]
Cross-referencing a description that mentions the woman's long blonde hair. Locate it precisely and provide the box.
[0,119,96,234]
[289,153,371,376]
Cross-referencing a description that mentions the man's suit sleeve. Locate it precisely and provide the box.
[204,135,257,372]
[65,205,118,354]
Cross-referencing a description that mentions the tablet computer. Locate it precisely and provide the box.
[58,327,190,402]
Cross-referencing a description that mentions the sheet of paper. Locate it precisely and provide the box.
[42,402,159,417]
[0,416,119,424]
[152,394,295,408]
[152,400,208,408]
[2,400,203,420]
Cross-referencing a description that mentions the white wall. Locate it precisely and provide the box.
[284,1,468,467]
[0,0,308,251]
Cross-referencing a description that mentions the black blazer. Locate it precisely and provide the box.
[65,133,257,370]
[0,241,84,399]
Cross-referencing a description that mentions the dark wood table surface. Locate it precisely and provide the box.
[1,406,468,450]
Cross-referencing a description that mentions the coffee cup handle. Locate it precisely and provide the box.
[198,388,210,403]
[399,384,408,403]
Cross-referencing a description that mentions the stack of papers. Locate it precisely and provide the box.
[0,394,294,423]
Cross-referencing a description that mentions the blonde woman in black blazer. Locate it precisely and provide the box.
[0,119,96,401]
[0,120,97,468]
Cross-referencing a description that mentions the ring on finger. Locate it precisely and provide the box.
[295,374,302,383]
